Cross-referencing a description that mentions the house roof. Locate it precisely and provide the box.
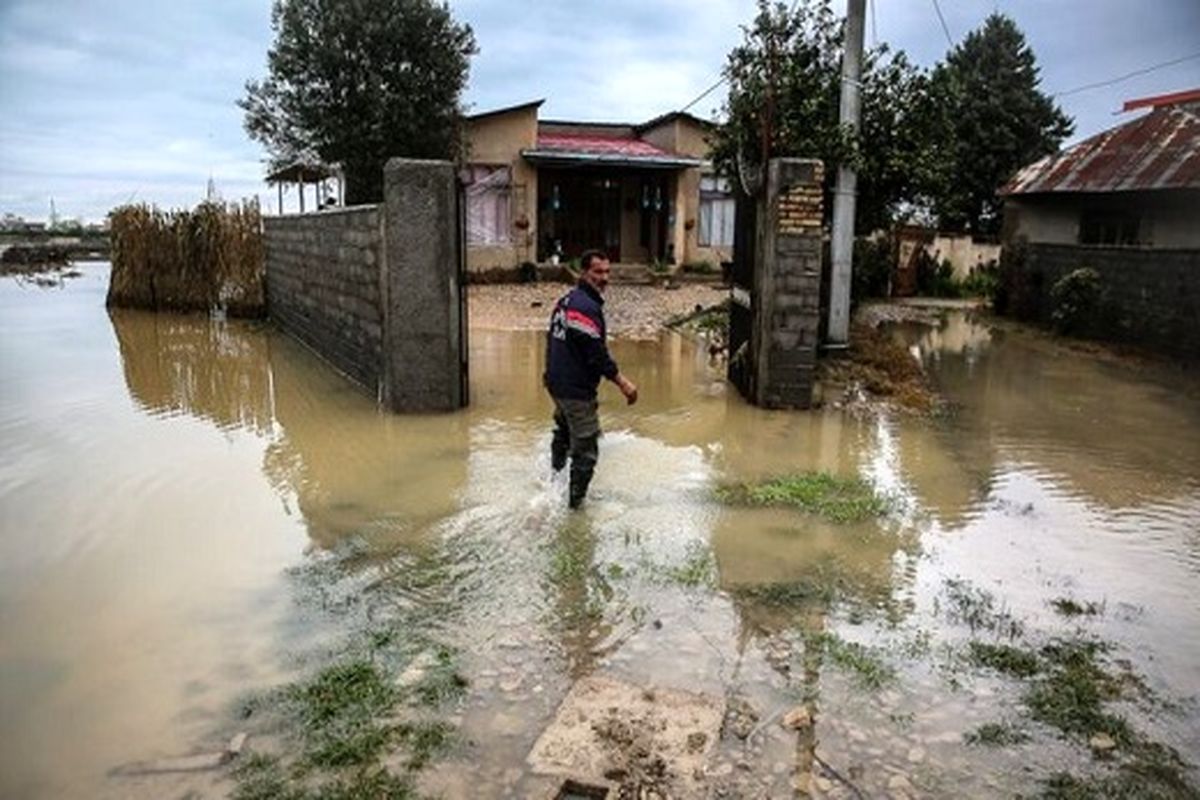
[466,99,544,121]
[521,132,703,169]
[1001,99,1200,196]
[634,110,715,134]
[265,163,335,183]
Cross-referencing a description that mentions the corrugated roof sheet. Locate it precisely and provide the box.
[1001,104,1200,195]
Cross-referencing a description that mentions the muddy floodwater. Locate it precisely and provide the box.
[2,264,1199,799]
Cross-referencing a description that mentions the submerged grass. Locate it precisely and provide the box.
[1050,597,1104,617]
[805,631,895,690]
[968,641,1041,678]
[716,471,888,523]
[1025,639,1132,745]
[941,578,1024,638]
[964,722,1031,747]
[232,646,464,800]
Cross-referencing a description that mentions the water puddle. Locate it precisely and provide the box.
[1,266,1198,798]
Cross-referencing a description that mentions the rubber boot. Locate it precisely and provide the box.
[551,412,570,472]
[568,436,598,509]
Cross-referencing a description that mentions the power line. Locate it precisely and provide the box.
[679,0,807,114]
[680,76,727,113]
[930,0,954,48]
[1051,50,1200,99]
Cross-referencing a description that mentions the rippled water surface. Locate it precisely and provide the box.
[1,265,1198,798]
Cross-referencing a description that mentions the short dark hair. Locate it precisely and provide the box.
[579,249,609,272]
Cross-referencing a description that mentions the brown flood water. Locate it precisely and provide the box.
[1,264,1198,798]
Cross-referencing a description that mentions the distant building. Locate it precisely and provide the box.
[463,100,733,271]
[1001,87,1200,249]
[997,88,1200,358]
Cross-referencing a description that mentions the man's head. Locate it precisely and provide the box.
[579,249,611,294]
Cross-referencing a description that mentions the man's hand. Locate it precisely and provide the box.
[616,374,638,405]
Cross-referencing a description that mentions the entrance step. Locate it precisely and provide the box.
[609,263,657,285]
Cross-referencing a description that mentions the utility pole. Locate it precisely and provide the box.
[827,0,866,347]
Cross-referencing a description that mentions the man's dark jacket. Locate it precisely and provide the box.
[544,280,618,400]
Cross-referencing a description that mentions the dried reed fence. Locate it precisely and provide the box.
[107,200,265,317]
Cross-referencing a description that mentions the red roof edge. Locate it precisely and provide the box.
[1122,87,1200,112]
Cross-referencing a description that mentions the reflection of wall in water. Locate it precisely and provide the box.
[111,309,275,434]
[263,335,469,550]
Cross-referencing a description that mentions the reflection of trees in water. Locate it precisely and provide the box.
[111,308,275,433]
[110,308,468,552]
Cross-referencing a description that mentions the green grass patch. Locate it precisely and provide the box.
[1050,597,1103,617]
[964,722,1031,747]
[716,472,888,523]
[806,631,895,690]
[1024,639,1132,745]
[968,641,1041,678]
[396,720,456,770]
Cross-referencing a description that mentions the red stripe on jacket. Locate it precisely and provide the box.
[565,309,600,334]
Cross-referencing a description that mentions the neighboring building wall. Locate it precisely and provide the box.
[464,106,539,270]
[264,206,384,391]
[925,234,1001,281]
[1005,190,1200,249]
[1006,243,1200,358]
[640,117,719,266]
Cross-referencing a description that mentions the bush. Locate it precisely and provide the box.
[1049,268,1103,335]
[961,259,1000,300]
[916,250,961,297]
[851,235,892,302]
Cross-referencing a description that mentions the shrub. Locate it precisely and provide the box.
[851,235,892,301]
[916,250,961,297]
[961,259,1000,300]
[1049,267,1103,335]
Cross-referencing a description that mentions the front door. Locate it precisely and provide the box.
[538,170,622,262]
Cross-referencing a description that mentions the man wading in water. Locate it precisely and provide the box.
[544,249,638,508]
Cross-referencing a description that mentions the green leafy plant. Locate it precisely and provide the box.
[1049,267,1103,335]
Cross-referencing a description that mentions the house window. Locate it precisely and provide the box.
[699,175,735,248]
[465,165,511,246]
[1079,209,1141,246]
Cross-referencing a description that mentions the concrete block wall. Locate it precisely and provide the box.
[264,206,385,392]
[752,158,825,409]
[263,159,467,412]
[1023,243,1200,359]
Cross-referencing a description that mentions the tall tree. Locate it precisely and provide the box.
[240,0,477,204]
[928,14,1072,234]
[711,0,937,232]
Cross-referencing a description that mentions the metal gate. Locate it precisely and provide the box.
[727,186,757,400]
[455,178,470,407]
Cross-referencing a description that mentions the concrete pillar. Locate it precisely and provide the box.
[380,158,466,412]
[751,158,824,409]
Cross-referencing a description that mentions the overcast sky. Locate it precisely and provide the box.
[1,0,1197,222]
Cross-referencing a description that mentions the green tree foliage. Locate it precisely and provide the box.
[240,0,477,204]
[927,14,1072,234]
[711,0,937,232]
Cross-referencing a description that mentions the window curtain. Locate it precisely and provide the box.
[465,165,511,245]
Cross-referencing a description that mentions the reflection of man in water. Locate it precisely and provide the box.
[544,249,638,508]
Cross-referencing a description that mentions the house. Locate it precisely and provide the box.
[997,88,1200,357]
[462,99,735,272]
[1001,87,1200,248]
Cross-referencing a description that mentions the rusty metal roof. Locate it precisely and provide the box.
[1001,104,1200,195]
